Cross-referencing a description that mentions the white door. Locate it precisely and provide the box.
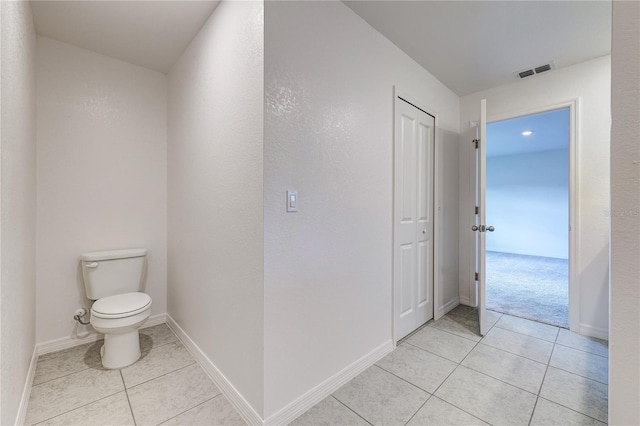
[394,97,435,341]
[474,99,491,336]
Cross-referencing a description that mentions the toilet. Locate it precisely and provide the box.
[80,248,152,369]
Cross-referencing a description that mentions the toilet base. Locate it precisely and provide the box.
[100,329,141,369]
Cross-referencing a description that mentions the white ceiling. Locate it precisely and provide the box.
[344,1,612,96]
[30,0,220,73]
[30,1,611,93]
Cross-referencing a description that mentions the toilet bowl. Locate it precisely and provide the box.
[90,292,152,369]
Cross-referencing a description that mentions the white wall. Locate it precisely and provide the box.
[459,56,611,337]
[609,1,640,424]
[0,1,37,423]
[486,149,569,259]
[36,37,167,344]
[167,1,264,417]
[264,1,460,418]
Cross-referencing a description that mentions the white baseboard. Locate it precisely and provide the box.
[165,315,263,426]
[265,339,394,426]
[36,313,167,356]
[15,346,38,426]
[458,296,472,306]
[579,323,609,341]
[166,314,393,426]
[437,297,459,318]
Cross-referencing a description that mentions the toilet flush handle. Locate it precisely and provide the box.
[86,262,99,268]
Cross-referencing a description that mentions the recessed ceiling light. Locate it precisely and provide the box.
[522,130,533,136]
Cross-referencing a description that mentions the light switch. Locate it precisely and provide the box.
[287,190,298,212]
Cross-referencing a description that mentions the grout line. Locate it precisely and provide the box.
[31,365,98,387]
[121,370,137,426]
[125,360,197,390]
[474,341,549,366]
[457,363,540,397]
[427,323,482,343]
[29,390,123,426]
[553,341,609,358]
[398,319,434,344]
[401,341,462,365]
[156,395,219,425]
[535,396,608,424]
[491,324,559,344]
[479,339,551,364]
[402,394,432,426]
[544,364,609,386]
[372,364,434,395]
[423,396,489,426]
[330,395,374,425]
[528,396,540,426]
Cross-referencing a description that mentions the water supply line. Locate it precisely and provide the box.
[73,308,90,325]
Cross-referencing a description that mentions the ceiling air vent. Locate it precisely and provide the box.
[535,64,552,74]
[514,61,556,79]
[518,69,535,78]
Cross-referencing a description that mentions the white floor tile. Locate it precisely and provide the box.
[121,340,195,388]
[435,366,537,426]
[556,329,608,358]
[462,343,547,394]
[481,326,554,364]
[376,343,457,393]
[34,392,134,426]
[429,315,481,342]
[530,398,606,426]
[332,366,429,425]
[290,396,368,426]
[540,367,608,423]
[140,323,179,351]
[407,326,477,363]
[161,395,246,426]
[494,315,559,342]
[127,363,221,425]
[407,397,489,426]
[550,344,608,383]
[33,341,103,385]
[25,368,124,425]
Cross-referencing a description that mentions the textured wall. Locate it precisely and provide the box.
[460,56,611,337]
[0,1,37,424]
[167,1,265,416]
[264,1,460,418]
[609,1,640,423]
[36,37,167,344]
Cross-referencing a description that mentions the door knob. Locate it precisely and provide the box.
[422,229,427,234]
[471,225,479,231]
[487,226,495,232]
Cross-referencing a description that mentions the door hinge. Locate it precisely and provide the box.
[475,272,479,281]
[475,206,479,215]
[473,139,479,149]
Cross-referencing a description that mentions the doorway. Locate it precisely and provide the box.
[393,94,435,341]
[485,108,570,328]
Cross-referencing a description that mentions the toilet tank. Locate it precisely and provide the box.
[80,248,147,300]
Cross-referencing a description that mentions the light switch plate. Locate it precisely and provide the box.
[287,190,298,212]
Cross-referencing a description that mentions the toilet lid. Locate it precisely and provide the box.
[91,292,152,319]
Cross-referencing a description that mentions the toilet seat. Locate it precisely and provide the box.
[91,292,151,319]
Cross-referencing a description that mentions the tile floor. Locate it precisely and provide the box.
[25,324,245,426]
[293,306,609,426]
[25,307,609,425]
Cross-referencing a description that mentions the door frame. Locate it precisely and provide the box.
[477,98,579,331]
[392,86,441,344]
